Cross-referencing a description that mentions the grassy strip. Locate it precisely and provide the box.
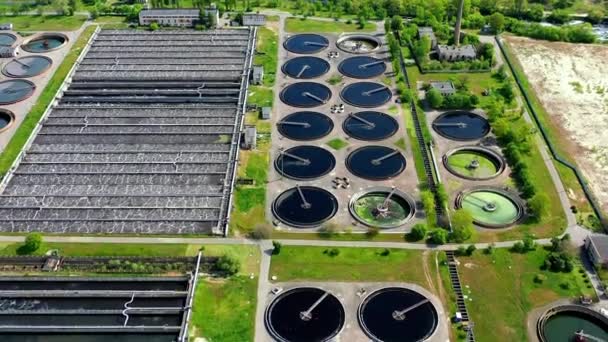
[190,276,257,341]
[285,17,375,33]
[459,247,595,341]
[254,27,278,87]
[0,25,97,178]
[270,246,429,285]
[0,242,189,257]
[500,37,601,228]
[0,14,87,31]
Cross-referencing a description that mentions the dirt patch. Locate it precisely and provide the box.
[464,262,477,269]
[506,36,608,211]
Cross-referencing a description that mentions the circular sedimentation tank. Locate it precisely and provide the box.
[338,56,387,79]
[0,32,16,47]
[359,287,438,342]
[265,287,345,342]
[337,34,381,54]
[277,111,334,141]
[282,56,330,79]
[0,79,36,105]
[280,82,332,108]
[346,146,406,180]
[432,111,490,141]
[443,146,505,180]
[275,145,336,180]
[343,111,398,141]
[341,82,392,108]
[456,187,524,228]
[272,186,338,228]
[538,305,608,342]
[0,109,15,133]
[350,187,415,228]
[2,56,52,78]
[21,33,68,53]
[284,34,329,54]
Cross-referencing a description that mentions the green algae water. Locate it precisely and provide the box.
[461,190,519,227]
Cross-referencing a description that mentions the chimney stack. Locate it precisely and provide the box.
[454,0,464,47]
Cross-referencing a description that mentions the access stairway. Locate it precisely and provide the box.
[446,251,475,342]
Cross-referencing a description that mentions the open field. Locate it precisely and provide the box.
[0,15,86,31]
[458,247,596,341]
[285,17,375,33]
[505,36,608,215]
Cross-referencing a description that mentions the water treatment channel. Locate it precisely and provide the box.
[284,34,329,54]
[343,111,398,141]
[277,111,334,141]
[0,33,16,47]
[336,35,381,54]
[265,287,345,342]
[443,146,505,180]
[275,145,336,180]
[272,186,338,228]
[280,82,332,108]
[346,146,406,180]
[341,82,392,108]
[21,33,68,53]
[432,111,490,141]
[0,79,36,104]
[538,305,608,342]
[457,187,524,228]
[282,56,330,79]
[350,187,416,228]
[2,56,53,78]
[338,56,387,79]
[358,287,438,342]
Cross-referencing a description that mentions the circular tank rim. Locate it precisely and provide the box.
[280,82,332,108]
[283,33,330,55]
[0,109,16,133]
[342,111,399,141]
[264,286,346,342]
[0,79,36,105]
[455,186,525,228]
[357,286,440,342]
[2,55,53,78]
[349,186,416,228]
[346,145,406,181]
[338,56,387,79]
[443,146,506,181]
[432,110,490,142]
[0,32,17,47]
[272,186,339,228]
[277,111,334,141]
[336,34,382,54]
[537,305,608,342]
[340,82,392,109]
[274,145,336,181]
[21,32,69,53]
[281,56,331,79]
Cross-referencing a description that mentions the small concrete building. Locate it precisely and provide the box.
[585,234,608,267]
[242,126,257,149]
[252,65,264,85]
[243,13,266,26]
[139,9,200,27]
[429,81,456,96]
[436,44,476,62]
[261,107,271,120]
[202,3,220,27]
[418,26,437,48]
[0,23,13,30]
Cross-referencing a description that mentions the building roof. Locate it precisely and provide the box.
[588,234,608,260]
[253,65,263,74]
[429,81,456,94]
[436,44,476,59]
[140,9,200,16]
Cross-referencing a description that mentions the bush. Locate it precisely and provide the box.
[534,274,546,283]
[528,193,549,222]
[215,254,240,276]
[379,248,391,256]
[456,246,468,256]
[250,223,272,239]
[20,232,43,254]
[408,223,427,241]
[450,209,475,243]
[327,248,340,257]
[544,251,574,273]
[511,241,525,253]
[466,244,477,256]
[366,226,380,238]
[149,22,159,31]
[428,229,448,245]
[272,240,282,255]
[485,243,495,255]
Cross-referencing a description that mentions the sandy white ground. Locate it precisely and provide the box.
[506,36,608,211]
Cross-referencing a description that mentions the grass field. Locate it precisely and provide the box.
[254,27,278,87]
[0,25,96,178]
[0,242,190,257]
[93,16,132,29]
[190,276,257,341]
[270,246,428,285]
[285,17,375,33]
[0,15,86,31]
[458,248,595,341]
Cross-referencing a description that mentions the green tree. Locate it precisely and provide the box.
[408,223,428,241]
[528,193,548,222]
[428,228,448,245]
[426,88,444,108]
[272,240,282,255]
[215,254,240,276]
[150,22,159,31]
[22,232,43,254]
[488,12,505,33]
[450,209,475,242]
[390,15,403,32]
